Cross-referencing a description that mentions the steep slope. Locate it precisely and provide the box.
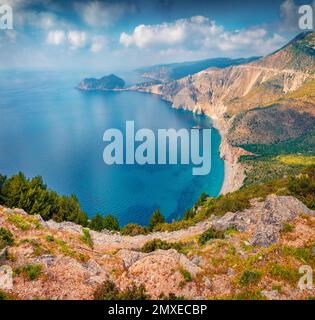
[1,193,315,300]
[144,32,315,118]
[137,32,315,193]
[136,57,259,81]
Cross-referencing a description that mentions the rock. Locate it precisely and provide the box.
[191,254,201,265]
[252,195,314,246]
[177,252,202,277]
[227,268,235,276]
[45,220,82,234]
[211,195,314,247]
[116,249,145,269]
[83,260,103,276]
[261,290,279,300]
[13,208,28,215]
[203,276,212,289]
[36,254,55,267]
[0,247,8,262]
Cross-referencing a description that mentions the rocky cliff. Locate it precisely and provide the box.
[136,32,315,193]
[1,194,314,300]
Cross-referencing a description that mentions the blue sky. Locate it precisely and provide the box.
[0,0,314,71]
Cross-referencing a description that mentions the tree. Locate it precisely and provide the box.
[149,209,165,230]
[183,208,195,220]
[90,213,105,231]
[102,214,119,231]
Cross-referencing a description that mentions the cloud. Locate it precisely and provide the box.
[90,35,107,52]
[75,1,134,27]
[120,16,222,49]
[46,30,66,45]
[120,16,286,57]
[67,31,87,49]
[46,30,106,53]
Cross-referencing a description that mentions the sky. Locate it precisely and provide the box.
[0,0,314,71]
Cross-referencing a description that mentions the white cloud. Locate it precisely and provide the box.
[76,1,134,27]
[46,30,66,45]
[46,30,86,49]
[90,35,107,53]
[120,16,286,57]
[67,31,87,49]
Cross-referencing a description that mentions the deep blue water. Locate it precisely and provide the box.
[0,71,224,225]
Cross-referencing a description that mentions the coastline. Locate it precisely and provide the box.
[78,85,246,196]
[211,117,247,195]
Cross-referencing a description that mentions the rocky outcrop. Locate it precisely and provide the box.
[77,74,125,91]
[211,195,314,246]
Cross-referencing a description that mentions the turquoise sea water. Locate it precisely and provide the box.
[0,71,224,225]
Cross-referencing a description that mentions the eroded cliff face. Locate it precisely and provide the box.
[137,32,315,193]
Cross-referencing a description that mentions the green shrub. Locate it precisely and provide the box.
[180,269,192,282]
[282,222,294,233]
[198,228,225,245]
[0,290,15,300]
[141,238,182,253]
[194,192,208,209]
[269,264,300,284]
[232,290,264,300]
[45,235,55,242]
[239,270,263,287]
[80,228,93,248]
[120,223,147,236]
[183,208,195,220]
[94,280,150,300]
[159,293,186,300]
[15,264,42,281]
[149,209,165,231]
[0,227,14,249]
[102,215,120,231]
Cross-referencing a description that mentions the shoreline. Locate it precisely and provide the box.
[211,117,247,195]
[78,85,246,196]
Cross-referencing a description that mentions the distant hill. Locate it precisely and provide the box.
[136,57,260,81]
[137,32,315,191]
[77,74,125,91]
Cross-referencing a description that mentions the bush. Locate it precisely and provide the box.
[94,280,150,300]
[102,215,120,231]
[80,228,93,248]
[194,192,209,209]
[141,238,182,253]
[183,208,195,220]
[15,264,42,281]
[149,209,165,231]
[198,227,225,245]
[239,270,262,287]
[180,269,192,282]
[282,222,294,233]
[120,223,147,236]
[0,227,14,250]
[269,264,300,284]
